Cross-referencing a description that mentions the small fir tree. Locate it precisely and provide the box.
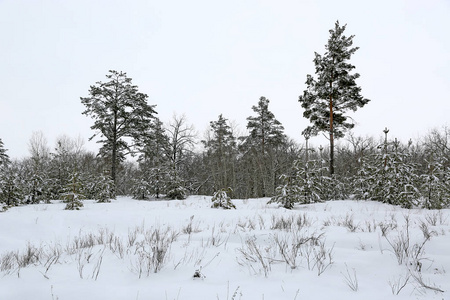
[351,157,372,200]
[131,177,152,200]
[165,163,188,200]
[362,139,420,208]
[91,173,115,203]
[63,172,84,210]
[420,158,450,209]
[211,187,236,209]
[269,173,302,209]
[269,159,326,209]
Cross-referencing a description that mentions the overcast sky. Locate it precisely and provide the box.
[1,0,449,158]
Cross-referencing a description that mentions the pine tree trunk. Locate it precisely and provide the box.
[111,111,118,192]
[329,87,335,176]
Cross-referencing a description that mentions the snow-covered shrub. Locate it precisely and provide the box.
[131,227,179,276]
[211,187,236,209]
[166,186,187,200]
[237,236,272,277]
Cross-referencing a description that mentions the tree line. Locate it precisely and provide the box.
[1,124,449,210]
[1,21,448,210]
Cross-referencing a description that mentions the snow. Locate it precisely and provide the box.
[1,196,449,300]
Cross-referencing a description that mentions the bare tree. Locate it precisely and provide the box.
[28,131,50,162]
[164,114,197,198]
[165,114,196,174]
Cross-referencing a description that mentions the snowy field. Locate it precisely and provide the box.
[1,196,449,300]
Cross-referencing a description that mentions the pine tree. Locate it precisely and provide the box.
[81,70,157,190]
[246,97,286,154]
[136,118,171,199]
[0,138,10,168]
[203,114,237,192]
[241,96,287,197]
[299,21,370,175]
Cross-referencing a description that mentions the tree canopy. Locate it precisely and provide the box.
[81,70,157,187]
[299,21,370,175]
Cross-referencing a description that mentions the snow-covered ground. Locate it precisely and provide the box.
[1,196,449,300]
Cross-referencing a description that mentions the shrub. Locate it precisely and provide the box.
[211,187,236,209]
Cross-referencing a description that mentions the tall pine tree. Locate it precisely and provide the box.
[299,21,370,175]
[81,70,157,190]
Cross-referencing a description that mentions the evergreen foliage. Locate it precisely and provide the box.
[299,21,370,175]
[90,173,115,203]
[420,157,450,209]
[134,118,171,199]
[246,97,286,153]
[166,185,187,200]
[81,70,157,189]
[203,114,237,192]
[211,187,236,209]
[0,138,10,168]
[354,138,421,208]
[0,163,24,207]
[2,60,450,211]
[269,159,325,209]
[240,97,288,197]
[131,177,153,200]
[63,172,84,210]
[2,126,450,210]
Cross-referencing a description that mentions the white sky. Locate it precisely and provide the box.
[1,0,449,158]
